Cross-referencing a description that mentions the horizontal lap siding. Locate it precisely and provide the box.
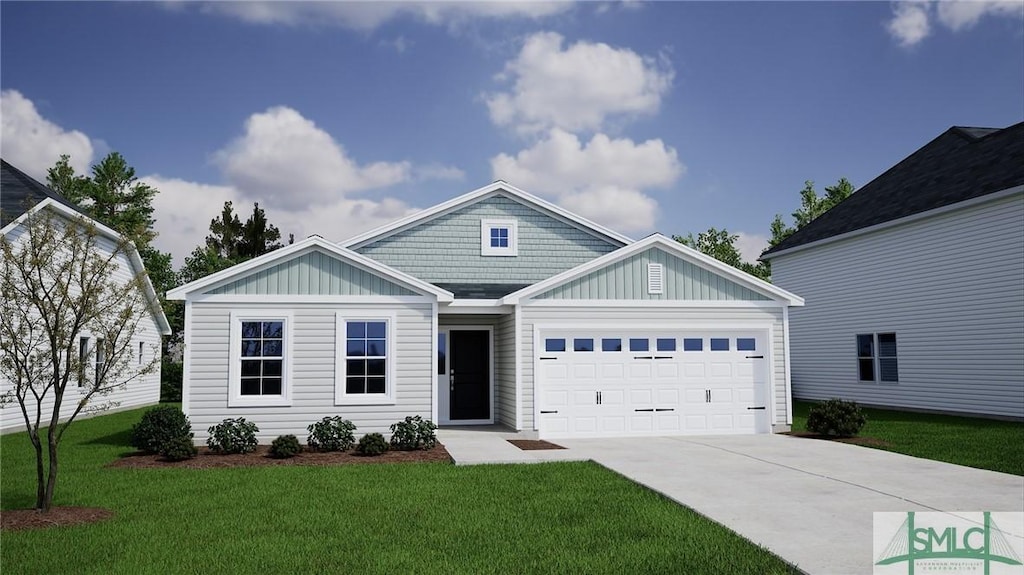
[188,302,433,442]
[519,307,787,430]
[355,194,621,284]
[1,224,163,432]
[771,193,1024,418]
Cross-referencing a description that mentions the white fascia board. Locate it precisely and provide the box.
[3,199,172,335]
[166,235,454,302]
[341,181,633,250]
[504,234,805,306]
[762,185,1024,261]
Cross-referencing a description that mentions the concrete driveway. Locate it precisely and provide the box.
[553,435,1024,575]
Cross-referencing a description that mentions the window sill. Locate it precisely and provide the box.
[228,397,292,408]
[334,396,396,407]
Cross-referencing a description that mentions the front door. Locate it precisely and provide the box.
[449,330,490,421]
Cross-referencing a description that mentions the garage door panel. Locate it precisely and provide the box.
[538,330,770,439]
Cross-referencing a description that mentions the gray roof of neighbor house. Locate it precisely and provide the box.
[762,122,1024,258]
[1,159,83,227]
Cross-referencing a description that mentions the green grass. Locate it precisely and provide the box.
[1,408,796,575]
[792,400,1024,476]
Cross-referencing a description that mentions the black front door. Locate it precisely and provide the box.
[450,330,490,420]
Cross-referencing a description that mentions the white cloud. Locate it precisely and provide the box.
[0,90,94,181]
[213,106,412,211]
[485,32,674,134]
[414,163,466,182]
[490,128,683,232]
[735,232,769,263]
[146,175,416,268]
[886,1,1022,46]
[196,1,572,31]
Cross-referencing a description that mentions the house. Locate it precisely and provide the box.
[167,182,805,442]
[761,123,1024,420]
[0,159,172,433]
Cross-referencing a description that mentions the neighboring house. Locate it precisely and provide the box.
[168,182,804,442]
[0,159,171,433]
[762,123,1024,420]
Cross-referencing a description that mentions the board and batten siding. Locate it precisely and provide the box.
[439,314,516,427]
[354,194,622,284]
[207,249,417,296]
[187,302,433,442]
[535,247,771,301]
[1,220,163,433]
[771,192,1024,419]
[518,307,788,431]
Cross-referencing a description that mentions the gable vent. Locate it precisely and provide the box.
[647,263,664,295]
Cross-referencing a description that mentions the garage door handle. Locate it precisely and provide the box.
[539,357,557,360]
[745,355,764,359]
[747,406,766,410]
[634,408,654,412]
[654,356,672,359]
[654,408,675,412]
[540,410,558,414]
[633,355,653,360]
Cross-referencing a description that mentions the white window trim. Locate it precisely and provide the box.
[335,312,397,406]
[480,219,518,256]
[228,311,294,407]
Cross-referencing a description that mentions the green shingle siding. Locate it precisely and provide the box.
[207,250,417,296]
[536,247,771,301]
[354,194,622,284]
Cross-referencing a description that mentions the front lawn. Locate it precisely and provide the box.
[1,408,796,575]
[792,400,1024,476]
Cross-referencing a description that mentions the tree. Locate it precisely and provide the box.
[674,228,770,280]
[768,178,855,248]
[179,201,287,284]
[0,208,159,511]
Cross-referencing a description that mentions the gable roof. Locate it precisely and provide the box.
[2,197,172,335]
[762,122,1024,259]
[166,235,455,302]
[343,181,633,250]
[503,233,804,306]
[1,159,84,227]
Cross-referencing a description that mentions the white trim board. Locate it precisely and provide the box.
[342,181,633,250]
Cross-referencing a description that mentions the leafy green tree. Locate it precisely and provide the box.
[674,228,770,281]
[179,201,288,285]
[769,178,855,248]
[1,208,159,511]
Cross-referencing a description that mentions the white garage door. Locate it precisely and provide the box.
[537,330,770,439]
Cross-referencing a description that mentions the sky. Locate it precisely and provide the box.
[2,1,1022,268]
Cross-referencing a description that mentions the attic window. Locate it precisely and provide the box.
[647,263,664,295]
[481,219,518,256]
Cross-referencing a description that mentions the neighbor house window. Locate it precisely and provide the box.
[78,336,89,387]
[138,341,144,366]
[228,312,292,407]
[336,313,395,405]
[480,219,518,256]
[94,338,105,386]
[858,333,898,383]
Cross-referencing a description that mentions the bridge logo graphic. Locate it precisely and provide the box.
[874,512,1024,575]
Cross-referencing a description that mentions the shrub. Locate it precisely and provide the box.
[389,415,438,450]
[270,434,303,459]
[306,416,357,452]
[207,418,259,454]
[131,405,193,454]
[356,432,389,456]
[806,398,867,437]
[159,435,198,461]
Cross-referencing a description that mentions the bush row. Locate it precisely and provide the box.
[131,408,438,460]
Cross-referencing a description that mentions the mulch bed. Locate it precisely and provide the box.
[108,444,452,469]
[1,507,114,532]
[507,439,566,451]
[786,431,891,448]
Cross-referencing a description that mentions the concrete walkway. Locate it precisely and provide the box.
[438,426,587,465]
[439,430,1024,575]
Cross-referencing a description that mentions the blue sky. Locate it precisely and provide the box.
[2,1,1022,266]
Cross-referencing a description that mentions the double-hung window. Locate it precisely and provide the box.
[228,312,292,407]
[480,219,518,256]
[336,313,395,405]
[857,333,898,383]
[78,336,89,387]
